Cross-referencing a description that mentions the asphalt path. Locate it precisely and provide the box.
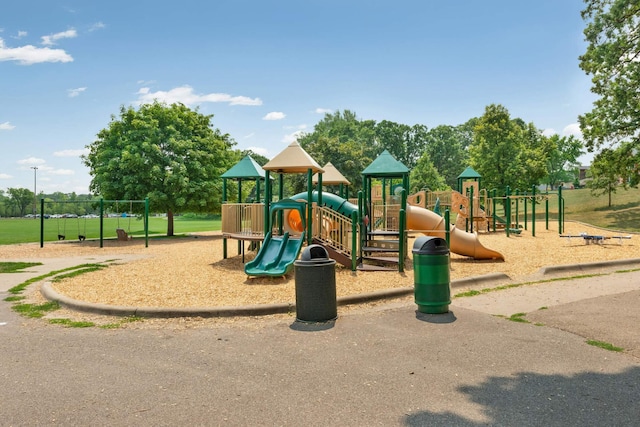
[1,270,639,426]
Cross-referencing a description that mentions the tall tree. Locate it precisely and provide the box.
[374,121,428,170]
[544,134,585,190]
[298,110,376,194]
[469,105,521,192]
[83,102,236,236]
[469,105,551,193]
[7,187,34,217]
[579,0,640,154]
[588,148,624,206]
[423,124,470,188]
[409,153,448,193]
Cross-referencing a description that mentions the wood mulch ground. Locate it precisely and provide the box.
[3,221,639,310]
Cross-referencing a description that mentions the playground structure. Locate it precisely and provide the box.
[222,145,510,276]
[39,198,150,248]
[418,167,566,238]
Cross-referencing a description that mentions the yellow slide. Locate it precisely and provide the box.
[406,205,504,261]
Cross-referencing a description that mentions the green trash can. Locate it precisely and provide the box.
[412,236,451,314]
[294,245,337,322]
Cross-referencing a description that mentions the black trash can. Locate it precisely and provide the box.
[294,245,337,322]
[412,236,451,314]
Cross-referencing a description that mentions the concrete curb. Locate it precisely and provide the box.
[41,272,512,319]
[37,259,640,319]
[539,258,640,275]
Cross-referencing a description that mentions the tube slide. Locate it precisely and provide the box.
[406,205,504,260]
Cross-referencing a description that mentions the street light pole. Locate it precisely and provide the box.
[31,166,38,218]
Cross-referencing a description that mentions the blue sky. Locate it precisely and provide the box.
[1,0,594,195]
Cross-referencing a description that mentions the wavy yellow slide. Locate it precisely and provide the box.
[406,205,504,261]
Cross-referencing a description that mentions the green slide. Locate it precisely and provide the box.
[244,231,306,277]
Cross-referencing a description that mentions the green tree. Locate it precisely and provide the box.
[469,104,546,190]
[409,153,448,193]
[545,134,585,190]
[298,110,376,194]
[518,121,554,190]
[588,148,624,206]
[423,124,470,188]
[83,102,236,235]
[579,0,640,153]
[374,121,428,170]
[7,187,34,217]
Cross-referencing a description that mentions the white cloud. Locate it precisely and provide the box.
[48,169,75,176]
[17,157,46,166]
[88,22,105,32]
[13,31,27,39]
[244,133,255,139]
[41,29,77,46]
[54,149,89,157]
[136,85,262,106]
[0,121,15,130]
[67,87,87,98]
[542,128,556,137]
[281,130,305,143]
[246,146,269,156]
[0,38,73,65]
[315,108,332,114]
[284,124,307,131]
[0,173,12,179]
[263,112,286,120]
[562,123,582,138]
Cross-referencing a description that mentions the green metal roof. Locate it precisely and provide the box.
[457,166,481,179]
[221,155,267,180]
[361,150,409,177]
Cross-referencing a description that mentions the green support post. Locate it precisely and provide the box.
[144,197,149,248]
[307,168,313,245]
[399,208,406,273]
[351,211,358,271]
[469,184,474,233]
[264,170,270,237]
[545,193,549,230]
[515,189,520,230]
[238,179,243,254]
[40,198,44,248]
[222,178,227,259]
[278,174,284,234]
[99,198,104,248]
[492,189,497,232]
[558,186,563,234]
[505,186,511,238]
[524,191,528,231]
[444,209,450,248]
[531,186,536,237]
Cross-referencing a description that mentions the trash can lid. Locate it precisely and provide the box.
[412,236,449,255]
[300,244,329,261]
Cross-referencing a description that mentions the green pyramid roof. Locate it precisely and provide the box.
[221,155,266,180]
[457,166,481,179]
[361,150,409,177]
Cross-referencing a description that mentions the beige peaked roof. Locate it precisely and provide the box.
[312,162,351,185]
[262,141,324,174]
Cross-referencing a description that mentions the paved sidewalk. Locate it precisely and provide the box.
[1,260,639,425]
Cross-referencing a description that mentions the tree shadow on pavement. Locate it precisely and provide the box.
[403,367,640,426]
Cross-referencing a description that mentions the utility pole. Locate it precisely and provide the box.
[31,166,38,218]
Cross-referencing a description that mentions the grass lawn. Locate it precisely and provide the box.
[1,187,637,245]
[0,216,221,245]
